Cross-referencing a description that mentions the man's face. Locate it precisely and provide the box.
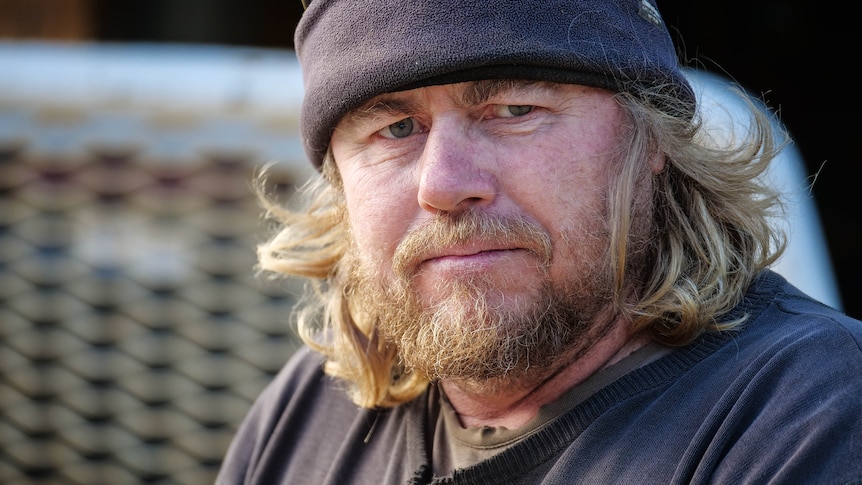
[330,80,648,384]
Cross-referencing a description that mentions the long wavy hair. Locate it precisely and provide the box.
[255,81,786,408]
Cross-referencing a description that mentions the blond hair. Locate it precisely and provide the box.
[256,86,786,408]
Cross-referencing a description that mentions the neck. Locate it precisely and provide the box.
[440,319,648,429]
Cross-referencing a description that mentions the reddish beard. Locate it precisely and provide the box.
[347,209,617,388]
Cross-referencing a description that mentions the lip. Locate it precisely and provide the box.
[418,246,527,271]
[422,242,522,261]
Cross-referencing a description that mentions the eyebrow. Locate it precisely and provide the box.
[460,79,542,106]
[343,79,549,128]
[344,98,421,129]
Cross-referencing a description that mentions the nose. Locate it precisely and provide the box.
[417,122,497,213]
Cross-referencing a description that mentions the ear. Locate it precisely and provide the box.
[649,153,666,174]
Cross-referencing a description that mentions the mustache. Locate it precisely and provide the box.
[392,209,553,276]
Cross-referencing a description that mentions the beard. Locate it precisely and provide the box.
[346,209,619,389]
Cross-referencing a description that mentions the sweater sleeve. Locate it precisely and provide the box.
[704,308,862,483]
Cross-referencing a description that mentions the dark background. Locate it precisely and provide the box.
[661,2,860,321]
[15,0,861,319]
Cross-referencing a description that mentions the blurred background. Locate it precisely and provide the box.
[0,1,858,484]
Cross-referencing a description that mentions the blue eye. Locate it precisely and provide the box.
[505,105,533,117]
[380,118,414,138]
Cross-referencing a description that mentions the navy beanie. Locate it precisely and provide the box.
[295,0,694,168]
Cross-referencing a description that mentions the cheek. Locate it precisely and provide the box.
[513,156,612,235]
[514,164,613,280]
[342,173,416,270]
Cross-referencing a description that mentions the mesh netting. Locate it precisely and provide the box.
[1,99,309,484]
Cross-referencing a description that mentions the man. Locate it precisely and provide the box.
[217,0,862,483]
